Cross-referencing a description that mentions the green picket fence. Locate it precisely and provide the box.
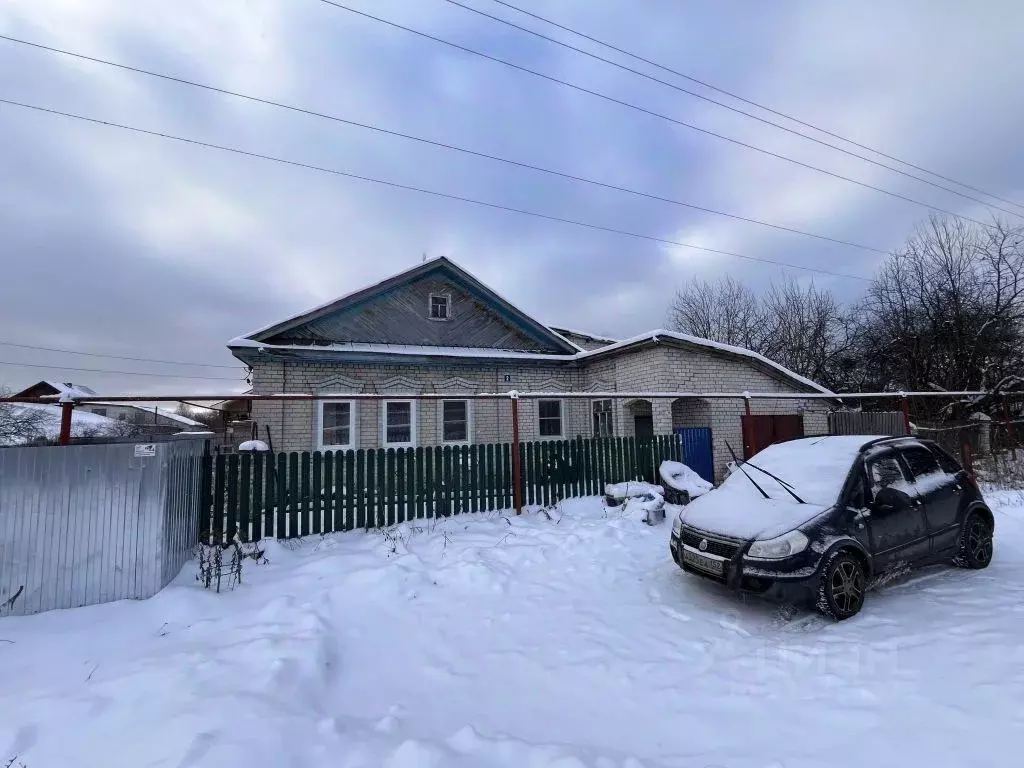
[201,434,681,541]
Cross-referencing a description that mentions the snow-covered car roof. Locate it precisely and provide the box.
[681,435,886,540]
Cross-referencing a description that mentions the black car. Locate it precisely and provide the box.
[669,435,994,620]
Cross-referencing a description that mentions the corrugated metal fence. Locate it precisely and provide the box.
[828,411,908,437]
[0,439,205,617]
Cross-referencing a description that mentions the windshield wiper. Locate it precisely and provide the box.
[724,440,770,500]
[725,440,806,504]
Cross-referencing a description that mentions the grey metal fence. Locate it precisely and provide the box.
[0,439,205,617]
[828,411,908,437]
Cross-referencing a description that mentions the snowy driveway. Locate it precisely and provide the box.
[2,493,1023,768]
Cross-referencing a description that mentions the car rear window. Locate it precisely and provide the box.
[900,445,941,479]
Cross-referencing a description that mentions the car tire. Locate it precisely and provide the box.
[816,550,866,621]
[955,511,993,569]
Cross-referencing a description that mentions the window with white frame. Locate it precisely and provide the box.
[538,399,563,438]
[442,399,470,443]
[429,293,451,320]
[592,399,613,437]
[383,400,416,446]
[319,400,355,449]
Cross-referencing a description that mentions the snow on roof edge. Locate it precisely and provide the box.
[547,326,619,344]
[228,331,831,394]
[228,338,578,361]
[574,330,833,395]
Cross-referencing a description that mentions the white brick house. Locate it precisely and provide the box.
[229,257,831,479]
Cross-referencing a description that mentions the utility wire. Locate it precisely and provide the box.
[0,97,873,282]
[485,0,1024,213]
[0,33,884,254]
[0,358,247,381]
[442,0,1024,220]
[317,0,999,232]
[0,339,245,369]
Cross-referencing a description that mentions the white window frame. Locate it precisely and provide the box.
[592,398,613,438]
[382,399,418,448]
[440,398,472,445]
[428,292,452,321]
[537,398,565,439]
[317,399,356,451]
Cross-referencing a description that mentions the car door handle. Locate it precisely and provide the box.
[912,499,923,507]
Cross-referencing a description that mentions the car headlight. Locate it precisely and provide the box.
[746,530,809,560]
[672,513,684,537]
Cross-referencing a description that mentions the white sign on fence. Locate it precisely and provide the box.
[134,443,157,458]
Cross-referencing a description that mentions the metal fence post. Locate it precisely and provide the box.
[58,401,74,446]
[959,432,976,482]
[741,392,752,459]
[510,392,522,515]
[900,393,911,435]
[1002,395,1017,460]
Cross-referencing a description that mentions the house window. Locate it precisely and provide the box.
[442,399,470,443]
[429,293,451,320]
[383,400,417,446]
[538,399,563,438]
[319,400,355,450]
[91,408,107,418]
[592,399,613,437]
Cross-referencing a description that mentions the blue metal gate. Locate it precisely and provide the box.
[675,427,714,483]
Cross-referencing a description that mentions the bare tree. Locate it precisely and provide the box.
[0,387,47,445]
[667,276,768,352]
[858,214,1024,396]
[668,275,858,390]
[760,277,861,391]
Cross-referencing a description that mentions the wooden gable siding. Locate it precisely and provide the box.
[266,276,562,352]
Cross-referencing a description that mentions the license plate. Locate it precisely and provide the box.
[682,548,724,575]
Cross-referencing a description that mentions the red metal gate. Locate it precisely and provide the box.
[741,414,805,459]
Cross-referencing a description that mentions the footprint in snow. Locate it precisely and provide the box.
[718,619,752,636]
[659,605,692,623]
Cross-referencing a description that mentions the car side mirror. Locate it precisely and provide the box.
[873,486,910,514]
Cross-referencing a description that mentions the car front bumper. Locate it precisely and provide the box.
[670,532,821,605]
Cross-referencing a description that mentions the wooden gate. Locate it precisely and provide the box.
[741,414,804,459]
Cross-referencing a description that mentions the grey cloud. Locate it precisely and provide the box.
[2,0,1024,396]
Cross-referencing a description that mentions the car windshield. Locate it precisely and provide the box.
[721,436,886,507]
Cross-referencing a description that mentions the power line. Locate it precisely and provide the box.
[0,358,247,381]
[484,0,1024,213]
[0,339,245,369]
[0,34,884,254]
[441,0,1024,220]
[0,98,873,281]
[317,0,999,232]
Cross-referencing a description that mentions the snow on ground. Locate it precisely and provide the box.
[2,492,1024,767]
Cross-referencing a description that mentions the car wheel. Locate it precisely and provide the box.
[816,550,866,621]
[956,511,993,569]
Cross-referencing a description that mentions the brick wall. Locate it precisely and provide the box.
[248,342,829,478]
[250,360,589,452]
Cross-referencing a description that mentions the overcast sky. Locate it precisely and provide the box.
[2,0,1023,397]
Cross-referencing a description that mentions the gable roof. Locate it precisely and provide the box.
[235,256,578,354]
[14,381,97,399]
[577,330,832,394]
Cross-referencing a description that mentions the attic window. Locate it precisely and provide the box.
[429,293,451,321]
